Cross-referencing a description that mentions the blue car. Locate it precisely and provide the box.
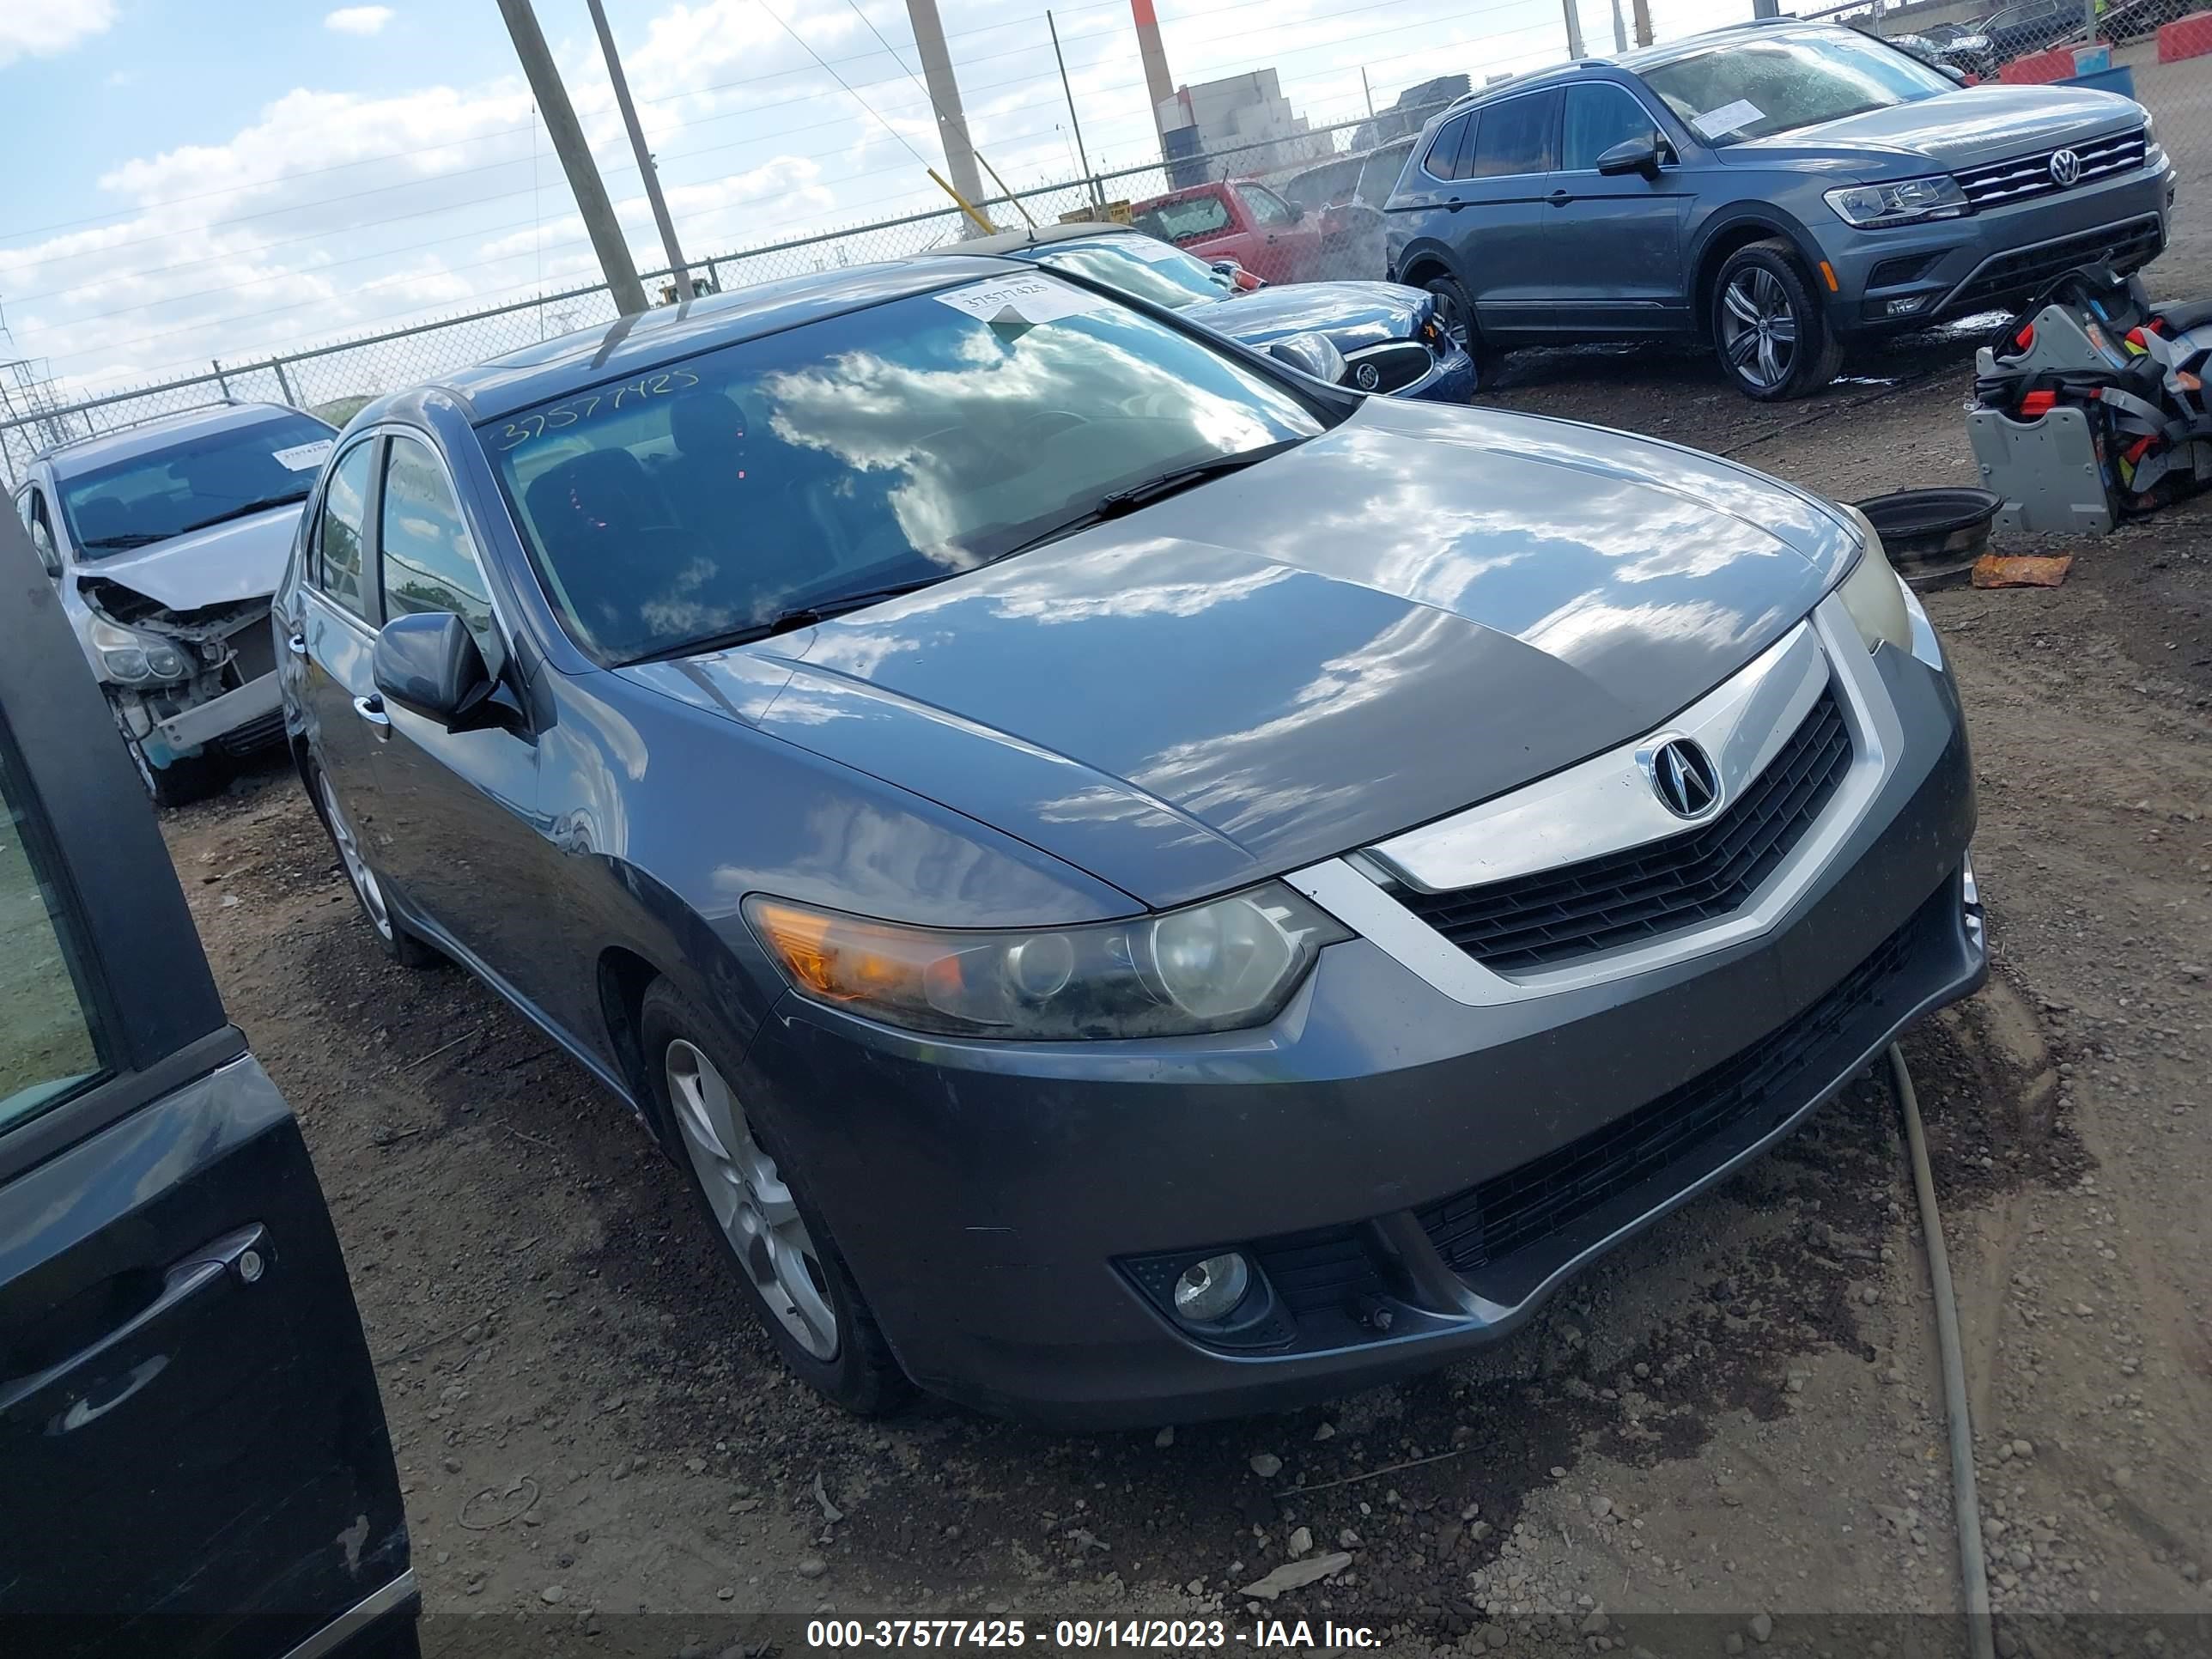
[939,224,1477,402]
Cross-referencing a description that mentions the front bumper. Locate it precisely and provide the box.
[1824,153,2175,332]
[153,670,285,756]
[744,641,1980,1427]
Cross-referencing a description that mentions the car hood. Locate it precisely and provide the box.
[72,505,301,611]
[1196,282,1431,351]
[625,399,1857,910]
[1723,85,2142,171]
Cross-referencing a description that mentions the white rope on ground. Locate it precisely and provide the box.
[1887,1040,1997,1659]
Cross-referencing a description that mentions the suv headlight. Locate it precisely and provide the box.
[1823,175,1970,228]
[744,883,1350,1040]
[2144,112,2164,169]
[88,616,191,684]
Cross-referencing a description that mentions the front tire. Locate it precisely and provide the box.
[639,978,908,1417]
[1711,239,1844,402]
[1423,271,1503,384]
[310,763,440,967]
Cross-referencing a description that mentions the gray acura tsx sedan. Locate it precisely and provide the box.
[276,257,1983,1425]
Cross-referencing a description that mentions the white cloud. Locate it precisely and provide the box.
[0,0,116,69]
[325,6,396,37]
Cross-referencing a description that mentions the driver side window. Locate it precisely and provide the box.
[379,434,500,670]
[17,488,58,572]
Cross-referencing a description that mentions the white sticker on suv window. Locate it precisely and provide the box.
[271,439,336,471]
[1692,99,1765,139]
[933,275,1108,328]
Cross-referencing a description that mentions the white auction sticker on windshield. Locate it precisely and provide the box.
[933,274,1108,328]
[271,439,335,471]
[1692,98,1764,139]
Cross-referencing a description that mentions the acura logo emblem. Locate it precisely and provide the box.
[2049,148,2081,187]
[1649,738,1722,818]
[1354,362,1382,390]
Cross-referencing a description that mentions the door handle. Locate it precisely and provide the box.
[0,1225,267,1417]
[1446,198,1468,212]
[354,694,392,729]
[1546,188,1574,207]
[287,633,307,657]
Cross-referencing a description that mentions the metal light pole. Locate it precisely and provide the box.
[1609,0,1628,52]
[495,0,647,314]
[586,0,690,298]
[1047,11,1097,204]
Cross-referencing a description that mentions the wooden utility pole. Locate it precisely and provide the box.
[1631,0,1655,46]
[495,0,648,315]
[586,0,690,298]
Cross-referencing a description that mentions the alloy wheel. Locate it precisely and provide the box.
[319,772,392,940]
[1719,267,1799,392]
[663,1037,839,1360]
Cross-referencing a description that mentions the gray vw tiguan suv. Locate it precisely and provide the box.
[1385,19,2178,398]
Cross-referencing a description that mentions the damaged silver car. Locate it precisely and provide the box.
[12,401,336,805]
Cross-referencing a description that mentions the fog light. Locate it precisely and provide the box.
[1171,1253,1250,1324]
[1885,295,1930,318]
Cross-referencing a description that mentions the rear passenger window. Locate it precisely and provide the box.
[379,435,498,664]
[316,441,374,618]
[1424,113,1472,180]
[1564,84,1658,172]
[1466,91,1559,178]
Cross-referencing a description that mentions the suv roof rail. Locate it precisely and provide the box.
[32,396,256,464]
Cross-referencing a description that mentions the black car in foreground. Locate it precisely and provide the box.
[0,506,415,1657]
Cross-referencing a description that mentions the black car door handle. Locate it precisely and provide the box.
[0,1224,266,1417]
[1446,198,1468,212]
[353,694,392,729]
[286,633,307,657]
[1546,188,1574,207]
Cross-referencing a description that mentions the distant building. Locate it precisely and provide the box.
[1349,75,1473,151]
[1156,69,1327,187]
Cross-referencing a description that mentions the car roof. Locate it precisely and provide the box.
[920,222,1154,259]
[34,399,319,475]
[399,254,1024,424]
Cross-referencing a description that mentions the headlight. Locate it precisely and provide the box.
[88,617,191,684]
[1832,504,1914,658]
[744,882,1350,1040]
[1823,175,1970,228]
[2144,112,2164,168]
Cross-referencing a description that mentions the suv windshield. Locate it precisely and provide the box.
[483,275,1327,665]
[57,411,336,557]
[1032,237,1231,309]
[1640,33,1952,147]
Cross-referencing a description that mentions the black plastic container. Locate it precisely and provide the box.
[1852,488,2002,586]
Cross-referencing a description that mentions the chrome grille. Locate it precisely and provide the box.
[1399,689,1853,971]
[1340,340,1433,395]
[1954,126,2148,210]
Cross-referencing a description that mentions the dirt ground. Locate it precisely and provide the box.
[160,326,2211,1658]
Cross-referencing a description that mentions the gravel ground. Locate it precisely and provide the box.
[158,321,2211,1658]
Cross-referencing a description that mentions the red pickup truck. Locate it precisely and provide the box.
[1128,179,1330,286]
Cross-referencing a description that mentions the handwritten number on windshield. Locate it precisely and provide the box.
[497,368,702,451]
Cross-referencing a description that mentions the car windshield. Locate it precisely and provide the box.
[1640,33,1952,148]
[57,412,335,557]
[1031,237,1231,310]
[483,275,1328,665]
[1131,194,1232,244]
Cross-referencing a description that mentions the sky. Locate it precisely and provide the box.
[0,0,1752,400]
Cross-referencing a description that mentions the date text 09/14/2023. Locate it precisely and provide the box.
[803,1619,1384,1650]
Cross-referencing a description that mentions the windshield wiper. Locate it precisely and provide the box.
[624,576,953,665]
[175,492,309,535]
[79,532,169,550]
[995,438,1306,558]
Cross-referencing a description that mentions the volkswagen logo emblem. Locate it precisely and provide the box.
[1354,362,1382,391]
[1648,738,1722,819]
[2049,148,2081,187]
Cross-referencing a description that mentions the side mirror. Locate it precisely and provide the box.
[1210,258,1245,279]
[1268,331,1346,384]
[31,537,60,580]
[1937,62,1969,83]
[373,611,492,728]
[1595,134,1667,179]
